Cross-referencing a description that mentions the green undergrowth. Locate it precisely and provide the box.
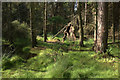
[2,36,119,78]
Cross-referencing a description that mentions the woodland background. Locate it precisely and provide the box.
[2,2,120,78]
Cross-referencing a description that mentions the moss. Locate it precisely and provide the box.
[2,36,119,78]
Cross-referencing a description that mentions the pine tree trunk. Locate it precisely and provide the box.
[113,3,115,43]
[94,2,98,50]
[30,3,37,48]
[113,2,119,43]
[44,2,47,42]
[59,3,64,16]
[51,2,55,17]
[72,2,75,14]
[95,2,108,53]
[105,3,108,49]
[8,3,13,43]
[51,3,55,34]
[118,2,120,41]
[84,2,87,27]
[78,2,84,47]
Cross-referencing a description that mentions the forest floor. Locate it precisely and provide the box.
[2,36,120,78]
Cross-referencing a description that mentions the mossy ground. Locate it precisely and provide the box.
[2,36,120,78]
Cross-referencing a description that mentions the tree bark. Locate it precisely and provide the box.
[7,3,13,43]
[71,2,75,14]
[51,2,55,17]
[78,2,84,47]
[59,3,64,17]
[93,2,98,50]
[84,2,87,27]
[51,2,55,34]
[30,3,37,48]
[105,3,108,49]
[118,2,120,75]
[44,2,47,42]
[95,2,108,53]
[113,2,119,43]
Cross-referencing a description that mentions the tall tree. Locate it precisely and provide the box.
[113,2,119,43]
[95,2,108,53]
[17,3,29,23]
[71,2,75,14]
[51,2,55,17]
[84,2,87,27]
[3,3,13,43]
[118,1,120,41]
[93,2,98,50]
[44,2,47,42]
[78,2,84,47]
[30,3,37,48]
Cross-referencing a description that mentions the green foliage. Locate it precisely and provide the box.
[11,21,31,54]
[11,20,30,39]
[22,47,31,53]
[2,20,31,63]
[84,24,94,35]
[41,53,73,78]
[2,58,14,70]
[10,20,30,51]
[2,2,119,78]
[2,55,25,70]
[48,16,68,34]
[48,16,67,25]
[2,37,119,78]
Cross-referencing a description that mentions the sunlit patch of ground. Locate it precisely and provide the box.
[2,36,119,78]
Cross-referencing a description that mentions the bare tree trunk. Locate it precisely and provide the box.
[105,3,108,49]
[44,2,47,42]
[54,3,59,16]
[59,3,64,16]
[71,2,75,15]
[51,2,55,34]
[113,3,115,43]
[119,2,120,42]
[8,3,13,43]
[78,2,84,47]
[84,2,87,27]
[113,2,119,43]
[30,3,37,48]
[95,2,108,53]
[94,2,98,50]
[51,2,55,17]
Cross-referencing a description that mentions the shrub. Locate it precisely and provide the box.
[3,20,31,56]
